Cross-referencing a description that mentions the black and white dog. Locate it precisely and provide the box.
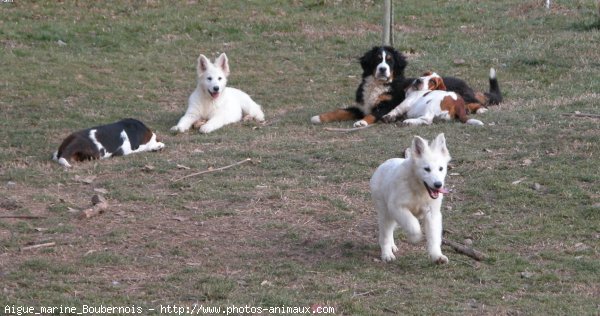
[52,118,164,167]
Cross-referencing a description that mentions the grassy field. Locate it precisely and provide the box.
[1,0,599,315]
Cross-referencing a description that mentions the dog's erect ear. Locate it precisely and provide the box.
[215,53,230,77]
[197,54,211,75]
[431,133,450,159]
[411,136,429,159]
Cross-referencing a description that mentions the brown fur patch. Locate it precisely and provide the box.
[475,92,488,105]
[318,109,360,123]
[429,77,447,91]
[142,128,153,144]
[362,114,377,125]
[377,94,392,102]
[466,102,485,113]
[440,95,468,123]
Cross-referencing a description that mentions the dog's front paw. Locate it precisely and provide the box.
[154,142,165,151]
[402,119,423,126]
[476,107,488,114]
[381,251,396,262]
[353,120,368,128]
[199,124,218,134]
[192,120,207,129]
[170,126,185,134]
[381,114,396,123]
[432,254,449,265]
[310,115,322,124]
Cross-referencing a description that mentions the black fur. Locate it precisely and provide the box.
[55,118,152,163]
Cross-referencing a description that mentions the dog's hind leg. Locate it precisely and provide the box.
[241,99,265,122]
[388,204,422,244]
[423,206,448,264]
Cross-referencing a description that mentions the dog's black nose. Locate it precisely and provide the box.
[378,66,387,73]
[213,86,219,92]
[433,181,443,189]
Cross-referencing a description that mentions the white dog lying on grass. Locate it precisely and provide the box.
[171,53,265,134]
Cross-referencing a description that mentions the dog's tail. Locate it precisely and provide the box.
[476,68,502,106]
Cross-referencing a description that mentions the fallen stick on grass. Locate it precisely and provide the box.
[78,195,109,219]
[0,215,47,219]
[442,238,486,261]
[323,125,372,132]
[561,112,600,119]
[171,158,253,182]
[21,242,56,251]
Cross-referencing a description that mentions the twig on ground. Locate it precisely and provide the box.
[171,158,253,182]
[561,112,600,119]
[352,290,376,298]
[78,195,109,219]
[21,242,56,251]
[0,215,47,219]
[324,125,372,132]
[442,238,486,261]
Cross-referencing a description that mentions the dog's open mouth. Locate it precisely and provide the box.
[208,90,220,99]
[424,182,449,199]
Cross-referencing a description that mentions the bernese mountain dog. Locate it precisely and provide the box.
[52,118,164,168]
[311,46,408,127]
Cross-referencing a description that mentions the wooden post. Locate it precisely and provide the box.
[382,0,393,46]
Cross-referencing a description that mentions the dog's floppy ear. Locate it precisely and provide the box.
[392,50,407,78]
[359,47,377,76]
[431,133,451,160]
[411,136,429,159]
[432,76,447,91]
[215,53,230,77]
[197,54,211,75]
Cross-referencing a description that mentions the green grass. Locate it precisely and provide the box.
[1,0,599,315]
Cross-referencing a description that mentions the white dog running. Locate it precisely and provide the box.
[370,133,451,264]
[171,53,265,134]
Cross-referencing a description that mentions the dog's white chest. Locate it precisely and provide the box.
[360,77,390,114]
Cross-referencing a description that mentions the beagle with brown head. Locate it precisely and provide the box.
[382,72,484,126]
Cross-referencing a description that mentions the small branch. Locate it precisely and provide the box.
[443,238,486,261]
[352,290,375,298]
[171,158,253,182]
[79,202,109,219]
[561,112,600,119]
[0,215,47,219]
[324,125,372,133]
[78,195,109,219]
[21,242,56,251]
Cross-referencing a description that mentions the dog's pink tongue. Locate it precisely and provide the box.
[438,187,450,194]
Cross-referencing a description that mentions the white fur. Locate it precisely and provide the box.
[383,73,484,126]
[370,133,451,264]
[171,53,265,134]
[375,50,391,81]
